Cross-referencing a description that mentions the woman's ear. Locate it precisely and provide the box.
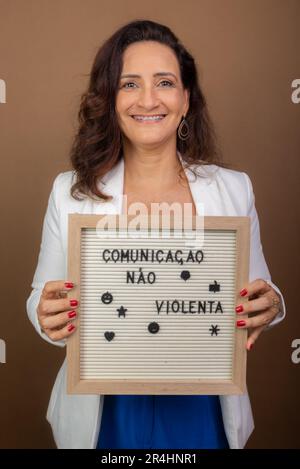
[184,88,190,116]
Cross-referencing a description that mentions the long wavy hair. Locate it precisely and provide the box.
[70,19,231,202]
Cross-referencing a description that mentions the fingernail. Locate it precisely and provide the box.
[70,299,78,307]
[65,282,74,289]
[237,320,246,327]
[68,324,75,332]
[235,305,244,313]
[249,343,254,350]
[240,288,248,297]
[68,310,76,318]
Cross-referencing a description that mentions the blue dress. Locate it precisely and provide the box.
[96,395,229,449]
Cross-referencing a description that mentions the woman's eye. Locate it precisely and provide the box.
[159,80,174,87]
[122,82,136,89]
[121,80,174,89]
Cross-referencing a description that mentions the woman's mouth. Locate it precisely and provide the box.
[131,114,167,123]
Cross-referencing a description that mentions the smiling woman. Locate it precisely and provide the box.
[69,20,229,203]
[26,18,286,451]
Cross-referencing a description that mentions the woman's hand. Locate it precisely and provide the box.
[37,280,78,341]
[235,279,281,351]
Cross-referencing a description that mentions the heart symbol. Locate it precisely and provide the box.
[104,331,115,342]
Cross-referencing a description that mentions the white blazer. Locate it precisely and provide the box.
[26,152,286,449]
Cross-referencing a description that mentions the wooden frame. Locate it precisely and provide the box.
[67,214,249,395]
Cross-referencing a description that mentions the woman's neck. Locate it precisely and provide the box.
[122,143,183,191]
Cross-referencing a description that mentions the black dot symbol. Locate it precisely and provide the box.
[148,322,160,334]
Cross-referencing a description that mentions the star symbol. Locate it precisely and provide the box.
[209,325,220,336]
[117,306,127,318]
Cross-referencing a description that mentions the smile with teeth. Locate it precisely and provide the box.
[131,114,167,122]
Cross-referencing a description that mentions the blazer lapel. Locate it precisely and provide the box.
[96,158,125,214]
[177,152,221,217]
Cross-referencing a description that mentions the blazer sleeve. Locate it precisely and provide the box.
[243,172,286,329]
[26,173,66,347]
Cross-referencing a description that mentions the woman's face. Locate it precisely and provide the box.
[115,41,190,149]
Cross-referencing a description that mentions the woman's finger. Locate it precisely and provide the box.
[246,325,265,351]
[39,309,77,330]
[44,322,77,342]
[40,297,79,316]
[236,290,274,315]
[41,280,74,300]
[236,308,276,330]
[239,278,272,300]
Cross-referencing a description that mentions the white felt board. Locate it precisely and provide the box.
[67,215,249,395]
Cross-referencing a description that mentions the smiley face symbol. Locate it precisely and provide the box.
[101,291,113,304]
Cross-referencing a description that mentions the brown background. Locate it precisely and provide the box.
[0,0,299,448]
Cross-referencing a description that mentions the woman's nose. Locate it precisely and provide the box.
[137,86,160,109]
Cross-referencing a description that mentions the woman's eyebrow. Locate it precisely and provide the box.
[120,72,177,80]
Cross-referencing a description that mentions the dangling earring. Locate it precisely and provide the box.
[177,115,190,141]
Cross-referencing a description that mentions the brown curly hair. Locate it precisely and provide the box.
[70,19,232,202]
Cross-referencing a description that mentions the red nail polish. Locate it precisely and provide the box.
[70,299,78,307]
[249,343,253,350]
[237,320,246,327]
[240,288,248,297]
[68,310,76,318]
[65,282,74,289]
[235,305,244,313]
[68,324,75,332]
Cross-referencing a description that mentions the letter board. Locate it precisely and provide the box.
[67,214,249,395]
